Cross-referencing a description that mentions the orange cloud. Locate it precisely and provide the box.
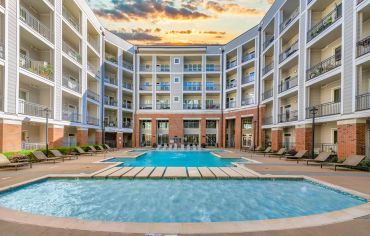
[205,1,264,16]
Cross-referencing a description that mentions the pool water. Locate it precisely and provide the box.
[104,151,243,167]
[0,179,366,223]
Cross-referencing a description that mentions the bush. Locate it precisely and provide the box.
[152,143,157,148]
[359,157,370,168]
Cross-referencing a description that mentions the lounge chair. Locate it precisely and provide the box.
[284,150,308,161]
[75,147,94,156]
[96,145,109,152]
[0,154,32,170]
[251,146,262,152]
[32,151,64,163]
[50,150,78,160]
[267,148,286,157]
[297,152,331,165]
[88,146,104,153]
[255,147,271,155]
[104,144,118,151]
[322,155,366,171]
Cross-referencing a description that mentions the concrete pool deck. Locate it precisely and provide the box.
[0,148,369,235]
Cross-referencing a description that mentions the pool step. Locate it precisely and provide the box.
[93,167,258,179]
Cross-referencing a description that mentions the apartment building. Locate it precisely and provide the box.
[0,0,369,160]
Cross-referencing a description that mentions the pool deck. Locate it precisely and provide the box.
[0,148,369,235]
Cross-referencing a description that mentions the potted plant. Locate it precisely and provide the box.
[41,64,53,79]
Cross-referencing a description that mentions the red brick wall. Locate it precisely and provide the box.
[95,130,102,145]
[48,127,64,148]
[200,119,206,144]
[295,127,312,153]
[337,122,366,160]
[116,132,123,149]
[271,129,282,151]
[0,122,22,152]
[151,118,157,145]
[76,129,88,146]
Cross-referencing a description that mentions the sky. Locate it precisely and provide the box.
[87,0,275,46]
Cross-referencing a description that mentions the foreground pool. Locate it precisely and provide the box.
[104,151,244,167]
[0,179,366,223]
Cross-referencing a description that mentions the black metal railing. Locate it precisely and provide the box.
[356,92,370,111]
[226,60,237,69]
[241,98,254,106]
[157,84,170,91]
[226,80,237,89]
[87,116,99,126]
[206,103,220,109]
[262,62,274,76]
[278,76,298,93]
[242,52,255,63]
[226,101,236,109]
[262,89,273,100]
[242,75,255,84]
[279,40,298,63]
[280,7,299,33]
[183,103,201,110]
[62,110,81,123]
[263,116,273,125]
[122,122,132,129]
[139,104,152,109]
[157,103,170,109]
[306,102,341,118]
[278,110,298,123]
[357,36,370,58]
[87,89,100,102]
[307,4,342,42]
[306,55,341,81]
[263,35,274,50]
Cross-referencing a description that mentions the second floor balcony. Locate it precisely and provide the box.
[278,76,298,93]
[87,116,99,126]
[19,54,53,80]
[278,110,298,123]
[306,55,341,81]
[156,83,170,91]
[226,101,236,109]
[306,102,341,118]
[242,52,255,63]
[183,82,201,91]
[279,40,298,63]
[19,6,52,42]
[157,103,170,110]
[262,62,274,76]
[87,89,100,102]
[357,36,370,58]
[241,97,254,106]
[262,89,273,100]
[356,92,370,111]
[62,75,80,93]
[183,103,201,110]
[62,109,81,123]
[18,100,53,118]
[62,41,81,64]
[226,80,237,89]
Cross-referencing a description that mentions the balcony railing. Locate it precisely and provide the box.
[122,101,132,110]
[241,98,254,106]
[314,143,337,153]
[262,89,273,100]
[104,99,118,107]
[62,41,81,64]
[123,61,133,71]
[263,116,273,125]
[157,84,170,91]
[0,0,5,8]
[279,40,298,63]
[140,65,152,72]
[87,89,100,102]
[307,4,342,42]
[104,121,117,128]
[306,55,341,81]
[87,116,99,126]
[184,64,202,72]
[122,121,132,129]
[226,60,237,69]
[104,76,117,86]
[263,35,274,50]
[262,62,273,76]
[157,65,170,72]
[226,101,236,109]
[0,42,4,59]
[19,6,52,42]
[306,102,341,118]
[278,110,298,123]
[87,35,99,52]
[242,52,255,63]
[21,142,46,151]
[242,75,255,84]
[183,84,201,91]
[62,75,80,93]
[87,64,99,75]
[357,36,370,58]
[206,103,220,109]
[62,6,80,32]
[18,100,53,118]
[140,104,152,109]
[226,80,237,89]
[140,84,152,91]
[278,76,298,93]
[62,109,81,123]
[206,84,220,91]
[280,8,299,33]
[206,64,220,72]
[122,81,133,90]
[157,103,170,109]
[356,92,370,111]
[357,0,365,5]
[183,103,201,110]
[19,54,53,80]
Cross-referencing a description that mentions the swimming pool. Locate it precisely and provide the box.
[104,151,244,167]
[0,179,366,223]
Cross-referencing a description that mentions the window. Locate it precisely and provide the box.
[206,120,217,129]
[333,88,341,103]
[184,120,200,129]
[141,121,151,129]
[242,118,252,129]
[158,121,169,129]
[332,129,338,144]
[174,96,179,102]
[174,77,180,83]
[174,58,180,64]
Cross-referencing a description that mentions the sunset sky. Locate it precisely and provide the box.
[87,0,274,45]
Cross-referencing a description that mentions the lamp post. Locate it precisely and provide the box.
[310,106,318,159]
[44,108,50,156]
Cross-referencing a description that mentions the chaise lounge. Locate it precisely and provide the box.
[255,146,272,155]
[104,144,118,152]
[75,147,94,156]
[88,146,104,153]
[283,150,308,161]
[0,154,32,170]
[50,150,78,160]
[297,152,331,165]
[322,155,366,171]
[32,151,64,163]
[267,148,286,158]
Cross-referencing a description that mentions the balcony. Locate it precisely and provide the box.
[356,93,370,111]
[140,84,152,91]
[183,83,201,91]
[242,74,255,85]
[140,65,152,72]
[105,53,117,64]
[278,110,298,123]
[87,116,99,126]
[306,102,341,118]
[263,36,274,50]
[87,89,100,102]
[122,101,132,110]
[262,62,273,76]
[263,116,273,125]
[122,121,132,129]
[306,55,341,81]
[157,103,170,110]
[206,83,220,91]
[62,41,81,64]
[0,42,4,59]
[19,54,53,80]
[62,6,80,32]
[184,64,202,72]
[122,81,133,90]
[241,98,254,106]
[307,4,342,42]
[104,120,117,128]
[123,61,133,71]
[156,83,170,91]
[62,75,80,93]
[278,76,298,93]
[62,109,81,123]
[87,64,99,76]
[226,60,237,70]
[280,7,299,33]
[18,100,53,118]
[206,64,220,72]
[206,103,220,110]
[226,101,236,109]
[183,103,201,110]
[226,80,237,89]
[104,99,118,107]
[87,35,99,52]
[157,64,170,72]
[279,40,298,63]
[19,6,52,42]
[104,76,117,86]
[262,89,273,100]
[358,0,365,4]
[357,36,370,58]
[140,103,152,109]
[242,52,255,63]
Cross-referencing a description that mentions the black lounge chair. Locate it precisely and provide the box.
[322,155,366,171]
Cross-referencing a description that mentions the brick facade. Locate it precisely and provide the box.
[48,126,64,148]
[0,119,22,152]
[116,132,124,149]
[76,128,88,146]
[271,128,283,151]
[95,130,102,145]
[295,125,312,154]
[337,119,366,160]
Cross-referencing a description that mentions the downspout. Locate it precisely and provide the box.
[220,48,225,148]
[256,26,262,149]
[101,29,106,145]
[133,47,138,147]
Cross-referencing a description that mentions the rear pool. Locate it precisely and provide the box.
[0,178,366,223]
[104,151,244,167]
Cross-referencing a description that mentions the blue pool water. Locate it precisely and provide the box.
[0,179,366,223]
[104,151,243,167]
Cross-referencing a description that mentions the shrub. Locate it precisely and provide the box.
[152,143,157,148]
[359,157,370,168]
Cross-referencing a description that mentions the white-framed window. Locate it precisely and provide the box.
[174,57,180,64]
[174,77,180,83]
[174,96,179,102]
[331,129,338,144]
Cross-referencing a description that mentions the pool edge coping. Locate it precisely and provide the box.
[0,173,369,234]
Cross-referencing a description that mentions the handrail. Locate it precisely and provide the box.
[183,103,201,109]
[262,61,273,75]
[242,52,255,63]
[19,54,53,80]
[306,55,341,81]
[122,81,133,90]
[241,98,254,106]
[280,7,299,32]
[184,64,202,72]
[355,92,370,111]
[206,64,220,72]
[87,116,99,126]
[156,103,170,109]
[278,75,298,93]
[19,6,52,42]
[156,84,170,91]
[357,36,370,58]
[18,100,53,118]
[226,101,236,109]
[306,101,341,118]
[278,110,298,123]
[104,75,117,85]
[87,89,100,101]
[279,40,298,63]
[242,74,255,84]
[226,60,237,69]
[62,6,80,32]
[226,80,237,89]
[206,103,220,109]
[62,41,81,63]
[62,109,81,122]
[123,61,133,71]
[262,88,273,100]
[263,35,274,50]
[140,84,152,91]
[62,75,80,92]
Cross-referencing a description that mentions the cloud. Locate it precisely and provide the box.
[94,0,212,22]
[205,1,264,16]
[166,30,193,34]
[111,29,162,41]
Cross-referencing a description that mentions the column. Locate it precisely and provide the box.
[271,128,283,151]
[95,129,103,145]
[200,118,206,145]
[337,119,366,160]
[295,124,312,153]
[76,128,88,146]
[48,125,64,148]
[0,119,22,152]
[116,132,123,149]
